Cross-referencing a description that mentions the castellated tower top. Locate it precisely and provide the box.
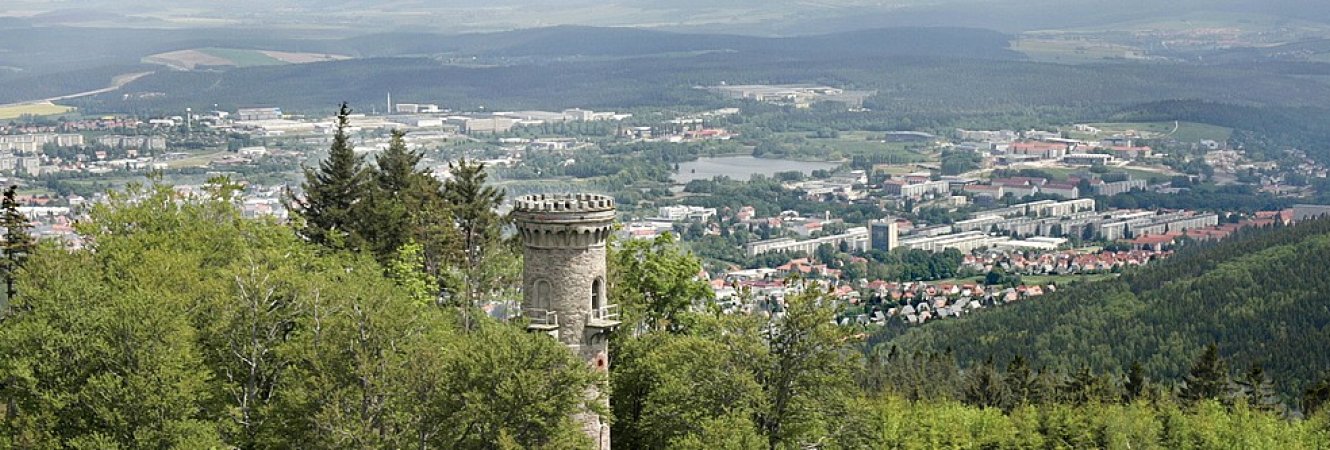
[512,193,616,249]
[513,193,615,214]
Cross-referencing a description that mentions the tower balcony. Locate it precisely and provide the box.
[524,308,560,333]
[586,304,621,330]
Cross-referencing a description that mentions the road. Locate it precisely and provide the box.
[0,71,154,109]
[43,71,155,102]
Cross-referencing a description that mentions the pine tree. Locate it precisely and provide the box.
[1181,343,1230,405]
[441,158,508,304]
[1302,372,1330,416]
[287,102,372,252]
[365,130,442,262]
[1004,355,1039,409]
[0,185,33,303]
[962,358,1008,409]
[1233,363,1281,413]
[443,158,503,266]
[1124,360,1148,403]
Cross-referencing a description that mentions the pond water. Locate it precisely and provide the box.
[672,156,842,184]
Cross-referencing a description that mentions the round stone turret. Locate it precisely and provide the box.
[513,193,617,449]
[512,194,616,249]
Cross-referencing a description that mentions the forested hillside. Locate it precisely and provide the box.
[78,50,1330,115]
[3,124,1330,446]
[874,218,1330,399]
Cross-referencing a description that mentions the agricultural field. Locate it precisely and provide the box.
[0,102,75,120]
[143,48,350,70]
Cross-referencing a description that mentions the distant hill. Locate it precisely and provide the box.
[340,26,1021,60]
[70,36,1330,115]
[142,48,350,70]
[872,218,1330,398]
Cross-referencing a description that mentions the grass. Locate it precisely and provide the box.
[777,131,932,163]
[165,150,232,169]
[1025,166,1174,183]
[1013,37,1140,64]
[0,102,75,120]
[1070,121,1232,143]
[198,48,286,67]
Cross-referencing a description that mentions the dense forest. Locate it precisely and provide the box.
[3,116,1330,446]
[873,218,1330,401]
[4,180,1330,448]
[47,24,1330,118]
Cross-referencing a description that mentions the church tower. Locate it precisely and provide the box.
[512,193,619,449]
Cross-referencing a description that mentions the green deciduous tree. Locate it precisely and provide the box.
[0,182,594,449]
[755,284,857,450]
[609,233,712,332]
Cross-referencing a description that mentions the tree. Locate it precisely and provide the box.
[1302,373,1330,417]
[1004,355,1042,409]
[1124,361,1148,403]
[1181,344,1230,405]
[0,182,596,449]
[441,158,512,305]
[287,102,372,252]
[755,284,856,450]
[366,130,462,290]
[0,185,33,304]
[611,332,763,449]
[1233,363,1281,414]
[608,233,712,332]
[962,358,1009,409]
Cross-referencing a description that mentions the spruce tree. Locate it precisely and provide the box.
[443,158,504,267]
[365,129,430,262]
[0,185,33,304]
[367,130,461,290]
[1004,355,1039,409]
[1124,360,1148,403]
[961,358,1008,409]
[1302,373,1330,416]
[1181,343,1229,405]
[1234,363,1281,413]
[287,102,371,252]
[441,158,509,304]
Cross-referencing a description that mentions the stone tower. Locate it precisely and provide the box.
[512,193,619,450]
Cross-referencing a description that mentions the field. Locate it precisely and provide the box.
[1071,121,1232,142]
[1013,36,1142,64]
[164,150,233,169]
[0,102,75,119]
[776,131,932,163]
[143,48,350,70]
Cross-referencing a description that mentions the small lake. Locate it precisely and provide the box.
[672,156,842,184]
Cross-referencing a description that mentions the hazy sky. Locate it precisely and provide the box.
[4,0,1329,35]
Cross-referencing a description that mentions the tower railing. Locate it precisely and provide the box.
[593,304,620,321]
[524,308,559,328]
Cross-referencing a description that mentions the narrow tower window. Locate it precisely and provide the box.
[591,277,604,314]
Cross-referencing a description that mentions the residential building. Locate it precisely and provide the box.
[656,205,717,222]
[745,227,870,257]
[870,220,899,251]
